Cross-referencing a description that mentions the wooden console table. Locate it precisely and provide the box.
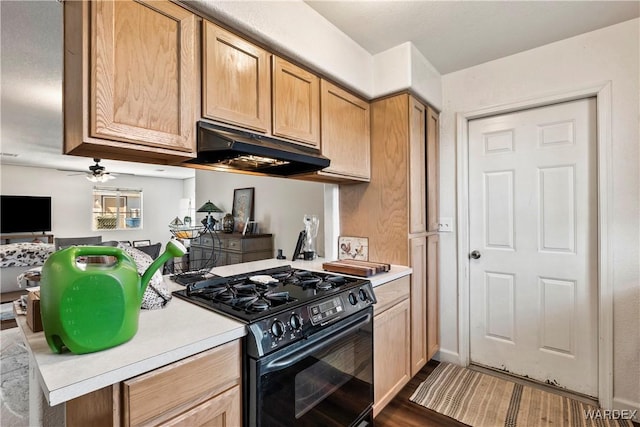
[190,233,273,269]
[1,233,54,244]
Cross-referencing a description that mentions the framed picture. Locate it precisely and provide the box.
[232,187,255,233]
[338,236,369,261]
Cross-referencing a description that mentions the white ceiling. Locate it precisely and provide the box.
[1,1,638,179]
[305,1,640,74]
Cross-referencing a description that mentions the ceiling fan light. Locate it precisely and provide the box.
[86,174,114,183]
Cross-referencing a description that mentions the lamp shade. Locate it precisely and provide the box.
[197,200,222,213]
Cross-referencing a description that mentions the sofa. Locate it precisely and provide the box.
[0,242,55,294]
[0,237,118,294]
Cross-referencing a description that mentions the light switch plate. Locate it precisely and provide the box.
[438,217,453,232]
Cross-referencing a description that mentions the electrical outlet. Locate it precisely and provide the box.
[438,217,453,232]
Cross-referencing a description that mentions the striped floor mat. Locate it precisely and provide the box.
[410,363,634,427]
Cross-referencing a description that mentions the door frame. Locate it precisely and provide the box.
[455,82,613,407]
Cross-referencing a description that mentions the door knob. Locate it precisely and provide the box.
[470,250,481,259]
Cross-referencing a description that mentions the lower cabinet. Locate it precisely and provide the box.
[410,236,428,376]
[161,385,240,427]
[427,234,440,359]
[373,276,411,417]
[66,340,241,427]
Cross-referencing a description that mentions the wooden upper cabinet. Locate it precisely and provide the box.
[426,106,440,232]
[64,0,198,163]
[341,94,410,265]
[409,96,427,234]
[202,20,271,133]
[319,80,370,181]
[271,56,320,148]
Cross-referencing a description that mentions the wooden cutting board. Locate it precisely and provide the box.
[322,259,391,277]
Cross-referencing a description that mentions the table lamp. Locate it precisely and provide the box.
[197,200,223,230]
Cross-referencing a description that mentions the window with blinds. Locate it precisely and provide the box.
[92,187,143,231]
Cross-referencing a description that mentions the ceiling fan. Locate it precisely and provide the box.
[85,158,115,182]
[61,158,117,182]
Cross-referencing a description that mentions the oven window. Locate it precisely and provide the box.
[294,339,361,419]
[257,316,373,427]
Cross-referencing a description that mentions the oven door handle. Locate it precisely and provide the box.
[264,311,372,371]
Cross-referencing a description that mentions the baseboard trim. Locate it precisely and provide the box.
[434,348,461,365]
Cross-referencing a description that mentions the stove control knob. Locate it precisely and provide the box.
[359,289,369,302]
[348,292,358,305]
[289,314,303,330]
[271,320,285,338]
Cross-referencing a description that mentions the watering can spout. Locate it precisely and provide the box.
[140,240,187,296]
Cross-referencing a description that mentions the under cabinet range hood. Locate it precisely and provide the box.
[186,122,330,176]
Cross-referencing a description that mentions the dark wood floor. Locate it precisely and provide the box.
[375,360,640,427]
[375,360,467,427]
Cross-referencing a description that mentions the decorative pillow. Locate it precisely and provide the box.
[0,243,55,268]
[117,243,170,310]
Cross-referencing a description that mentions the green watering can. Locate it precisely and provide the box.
[40,240,186,354]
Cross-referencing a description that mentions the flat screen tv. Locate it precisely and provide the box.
[1,195,52,234]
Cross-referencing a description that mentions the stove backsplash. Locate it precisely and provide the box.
[194,169,336,259]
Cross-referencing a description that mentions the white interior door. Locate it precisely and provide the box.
[468,98,597,397]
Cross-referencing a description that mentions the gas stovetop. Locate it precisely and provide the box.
[172,265,370,323]
[173,265,377,357]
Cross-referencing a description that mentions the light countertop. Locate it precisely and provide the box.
[18,277,247,406]
[18,257,411,407]
[213,257,412,288]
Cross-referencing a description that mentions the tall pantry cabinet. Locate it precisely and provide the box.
[340,93,439,411]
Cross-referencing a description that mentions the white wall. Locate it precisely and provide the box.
[195,170,330,260]
[1,164,187,245]
[439,19,639,410]
[188,1,441,104]
[371,42,443,109]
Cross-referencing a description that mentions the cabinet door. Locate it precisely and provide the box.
[90,0,197,152]
[427,234,440,359]
[202,20,271,133]
[189,246,203,270]
[373,298,411,417]
[123,341,240,426]
[319,80,370,181]
[410,236,428,376]
[216,251,228,267]
[427,106,440,232]
[164,385,241,427]
[272,56,320,147]
[227,252,242,265]
[409,96,427,234]
[200,247,214,269]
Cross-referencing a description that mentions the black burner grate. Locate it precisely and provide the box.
[174,265,370,322]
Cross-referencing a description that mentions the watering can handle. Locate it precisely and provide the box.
[140,240,187,290]
[68,245,128,261]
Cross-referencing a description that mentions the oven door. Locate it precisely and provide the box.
[247,307,374,427]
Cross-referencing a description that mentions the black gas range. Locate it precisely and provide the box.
[172,265,376,426]
[172,265,376,356]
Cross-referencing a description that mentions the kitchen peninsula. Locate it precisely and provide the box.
[18,258,411,426]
